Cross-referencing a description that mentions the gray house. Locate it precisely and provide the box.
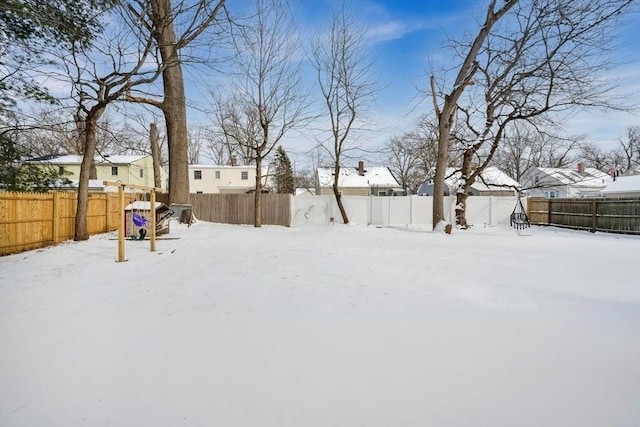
[417,167,519,196]
[523,163,611,198]
[600,175,640,198]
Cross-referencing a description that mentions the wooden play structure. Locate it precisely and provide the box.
[103,181,164,262]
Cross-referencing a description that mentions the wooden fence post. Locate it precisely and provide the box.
[118,185,125,262]
[150,189,156,252]
[591,199,597,233]
[52,192,59,244]
[105,193,110,232]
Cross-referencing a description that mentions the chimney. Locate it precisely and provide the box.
[577,162,585,174]
[358,160,365,176]
[230,155,237,166]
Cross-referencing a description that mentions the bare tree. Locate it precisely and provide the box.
[492,123,580,183]
[430,0,518,230]
[53,7,165,240]
[434,0,634,229]
[615,126,640,172]
[125,0,228,204]
[385,115,440,194]
[310,3,378,224]
[215,0,308,227]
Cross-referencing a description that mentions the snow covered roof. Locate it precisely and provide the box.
[317,166,401,188]
[441,167,520,191]
[535,166,610,188]
[601,175,640,195]
[40,154,148,164]
[189,164,256,169]
[124,201,167,211]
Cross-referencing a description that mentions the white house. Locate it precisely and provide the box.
[524,163,611,198]
[32,154,167,191]
[316,161,403,196]
[188,164,273,194]
[417,166,520,196]
[600,174,640,198]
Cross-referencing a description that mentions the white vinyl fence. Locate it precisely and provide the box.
[291,195,522,227]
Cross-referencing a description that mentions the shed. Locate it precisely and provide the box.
[124,201,171,237]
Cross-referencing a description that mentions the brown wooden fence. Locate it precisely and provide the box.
[0,191,121,256]
[527,197,640,235]
[156,193,291,227]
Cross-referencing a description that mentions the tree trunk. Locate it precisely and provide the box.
[430,0,517,230]
[333,163,349,224]
[152,0,189,205]
[432,112,451,228]
[455,149,475,229]
[254,155,262,227]
[74,108,104,241]
[149,122,163,189]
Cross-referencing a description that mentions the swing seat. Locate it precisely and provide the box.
[510,212,530,229]
[130,228,147,241]
[510,197,530,230]
[132,213,150,227]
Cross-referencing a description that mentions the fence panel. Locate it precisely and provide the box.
[549,199,594,230]
[155,193,291,227]
[527,198,549,224]
[1,191,120,256]
[593,199,640,234]
[527,197,640,235]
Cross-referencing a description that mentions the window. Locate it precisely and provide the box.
[111,166,118,176]
[241,171,249,180]
[196,191,203,194]
[194,170,202,180]
[58,166,64,174]
[139,168,144,178]
[544,190,558,199]
[215,171,221,180]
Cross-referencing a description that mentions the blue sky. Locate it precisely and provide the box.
[299,0,638,155]
[190,0,640,166]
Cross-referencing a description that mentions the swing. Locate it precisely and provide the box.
[130,193,150,240]
[510,195,530,230]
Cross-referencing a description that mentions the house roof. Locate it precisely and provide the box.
[40,154,148,164]
[189,164,256,170]
[465,166,519,191]
[317,166,401,188]
[601,175,640,194]
[433,167,519,192]
[535,166,610,188]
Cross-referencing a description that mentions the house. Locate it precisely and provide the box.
[600,174,640,198]
[417,166,519,196]
[524,163,611,198]
[188,163,273,194]
[31,154,167,191]
[315,161,403,196]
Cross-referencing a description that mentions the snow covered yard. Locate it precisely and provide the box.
[1,221,639,427]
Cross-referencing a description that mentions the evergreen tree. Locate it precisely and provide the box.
[273,145,294,194]
[0,134,69,192]
[0,0,117,110]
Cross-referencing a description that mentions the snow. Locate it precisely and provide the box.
[601,174,640,195]
[317,166,400,188]
[1,221,639,426]
[536,167,611,188]
[42,154,148,164]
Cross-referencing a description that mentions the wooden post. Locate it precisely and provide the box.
[118,184,126,262]
[102,181,162,262]
[52,192,59,244]
[105,193,111,232]
[591,199,598,233]
[150,189,156,252]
